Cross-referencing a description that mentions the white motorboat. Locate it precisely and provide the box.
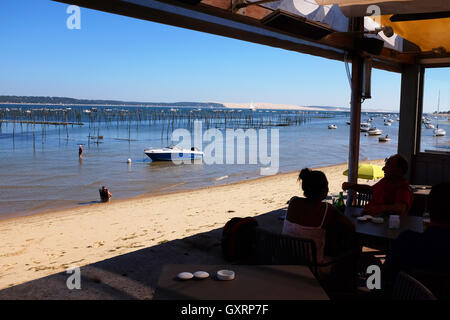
[144,145,204,161]
[368,128,383,136]
[360,123,371,132]
[425,123,435,129]
[328,124,337,129]
[384,122,391,126]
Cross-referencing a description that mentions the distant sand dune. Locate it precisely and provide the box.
[221,102,348,111]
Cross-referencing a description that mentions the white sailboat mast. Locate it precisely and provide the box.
[437,90,440,129]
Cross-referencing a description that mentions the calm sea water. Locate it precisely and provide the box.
[0,105,448,220]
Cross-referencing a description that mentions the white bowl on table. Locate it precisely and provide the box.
[216,270,235,281]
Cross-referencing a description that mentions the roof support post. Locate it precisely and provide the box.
[398,64,424,183]
[346,17,364,206]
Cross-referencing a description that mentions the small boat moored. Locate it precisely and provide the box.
[432,91,446,137]
[328,124,337,129]
[144,145,204,161]
[434,128,446,137]
[368,128,383,136]
[379,135,391,142]
[360,123,371,132]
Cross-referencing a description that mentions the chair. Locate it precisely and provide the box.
[252,227,356,283]
[253,227,319,275]
[410,269,450,300]
[252,227,360,298]
[353,190,373,208]
[392,272,436,300]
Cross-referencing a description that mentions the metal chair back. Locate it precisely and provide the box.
[411,269,450,300]
[392,271,436,300]
[253,227,318,276]
[354,191,373,208]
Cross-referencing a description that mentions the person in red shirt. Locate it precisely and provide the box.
[342,154,413,217]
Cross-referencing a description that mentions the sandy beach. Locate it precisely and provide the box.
[0,159,383,292]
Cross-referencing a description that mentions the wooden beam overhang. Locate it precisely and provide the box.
[418,55,450,68]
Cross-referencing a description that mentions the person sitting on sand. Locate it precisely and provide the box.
[342,154,413,217]
[283,168,355,265]
[382,182,450,291]
[99,186,112,202]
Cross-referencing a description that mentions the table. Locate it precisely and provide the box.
[154,264,329,300]
[345,207,423,240]
[345,207,423,250]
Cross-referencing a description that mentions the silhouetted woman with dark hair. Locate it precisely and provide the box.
[283,168,355,265]
[99,186,112,202]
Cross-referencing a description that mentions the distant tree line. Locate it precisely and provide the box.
[0,96,225,108]
[433,110,450,114]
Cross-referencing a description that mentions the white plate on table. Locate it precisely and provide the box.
[177,272,194,280]
[193,271,209,279]
[371,217,384,224]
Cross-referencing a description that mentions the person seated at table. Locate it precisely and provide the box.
[342,154,413,217]
[283,168,355,265]
[382,182,450,291]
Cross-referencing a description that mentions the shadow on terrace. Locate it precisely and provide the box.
[0,209,286,300]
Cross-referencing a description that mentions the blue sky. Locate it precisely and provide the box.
[0,0,448,112]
